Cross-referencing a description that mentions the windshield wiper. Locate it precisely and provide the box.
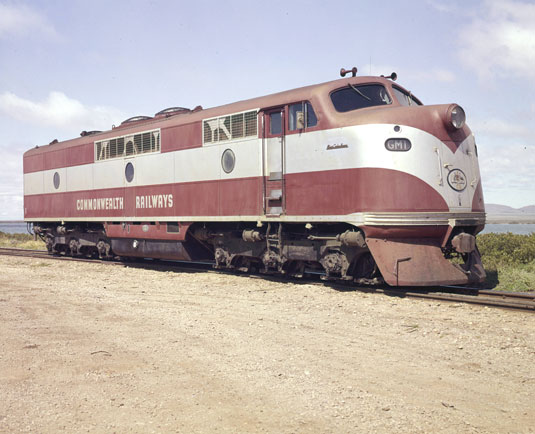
[349,83,371,101]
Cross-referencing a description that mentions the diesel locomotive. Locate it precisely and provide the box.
[23,68,486,286]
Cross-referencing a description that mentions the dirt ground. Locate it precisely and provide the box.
[0,255,534,433]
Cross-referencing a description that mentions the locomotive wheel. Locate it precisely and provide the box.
[45,236,54,253]
[68,238,80,257]
[96,240,112,259]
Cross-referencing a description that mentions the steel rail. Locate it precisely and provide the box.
[0,247,533,311]
[375,288,535,311]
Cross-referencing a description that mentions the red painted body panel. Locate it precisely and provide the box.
[219,178,263,216]
[161,122,202,152]
[25,188,126,219]
[66,143,94,167]
[24,142,94,173]
[23,153,43,173]
[285,168,449,215]
[24,177,263,219]
[25,168,447,219]
[105,222,191,241]
[44,149,66,171]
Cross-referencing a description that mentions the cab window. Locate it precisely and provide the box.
[331,84,392,112]
[288,102,317,131]
[392,86,422,106]
[269,111,282,135]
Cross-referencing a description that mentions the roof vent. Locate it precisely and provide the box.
[154,107,191,118]
[80,130,102,137]
[121,115,152,125]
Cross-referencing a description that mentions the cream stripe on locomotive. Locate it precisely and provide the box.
[24,137,263,194]
[24,123,481,211]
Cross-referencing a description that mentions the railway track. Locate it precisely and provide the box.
[1,247,533,312]
[0,247,117,265]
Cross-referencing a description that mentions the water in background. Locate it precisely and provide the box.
[481,223,534,235]
[1,221,533,235]
[0,222,32,235]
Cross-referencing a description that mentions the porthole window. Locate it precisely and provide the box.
[53,172,60,189]
[125,162,134,183]
[221,149,235,173]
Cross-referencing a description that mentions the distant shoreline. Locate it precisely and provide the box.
[485,215,535,224]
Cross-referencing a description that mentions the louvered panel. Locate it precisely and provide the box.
[94,129,160,162]
[204,120,214,143]
[142,132,151,153]
[133,134,142,155]
[231,113,244,138]
[117,137,125,156]
[245,111,257,136]
[110,139,118,158]
[202,110,257,145]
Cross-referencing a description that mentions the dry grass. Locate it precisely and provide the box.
[0,231,45,250]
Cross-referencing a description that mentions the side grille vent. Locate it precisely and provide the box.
[95,129,160,161]
[203,110,257,144]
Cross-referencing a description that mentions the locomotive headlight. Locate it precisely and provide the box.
[448,104,466,129]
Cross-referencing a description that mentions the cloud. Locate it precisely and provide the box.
[474,116,534,199]
[0,144,24,219]
[479,142,535,193]
[426,0,457,13]
[470,118,531,140]
[0,3,57,39]
[0,194,23,219]
[406,68,455,83]
[459,0,535,83]
[0,91,125,132]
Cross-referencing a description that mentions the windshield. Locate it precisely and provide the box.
[331,84,392,112]
[392,86,422,106]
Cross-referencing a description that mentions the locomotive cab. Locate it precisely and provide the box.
[314,75,485,285]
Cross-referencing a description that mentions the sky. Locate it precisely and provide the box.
[1,0,534,220]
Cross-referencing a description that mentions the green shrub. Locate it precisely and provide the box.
[477,232,535,291]
[477,232,535,268]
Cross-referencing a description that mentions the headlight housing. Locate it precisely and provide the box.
[447,104,466,130]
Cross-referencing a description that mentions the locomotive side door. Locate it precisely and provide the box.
[262,108,285,216]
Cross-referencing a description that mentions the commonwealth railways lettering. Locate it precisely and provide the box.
[76,197,124,211]
[136,194,173,209]
[75,194,174,212]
